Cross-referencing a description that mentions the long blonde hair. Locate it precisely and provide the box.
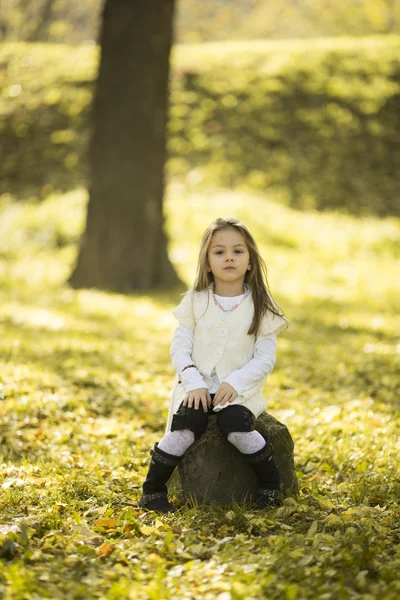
[193,217,287,336]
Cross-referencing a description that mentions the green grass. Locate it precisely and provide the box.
[2,36,400,215]
[0,185,399,599]
[173,34,400,69]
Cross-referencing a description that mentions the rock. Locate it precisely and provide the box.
[169,412,298,505]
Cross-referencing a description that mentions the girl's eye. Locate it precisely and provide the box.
[215,251,223,255]
[235,250,243,254]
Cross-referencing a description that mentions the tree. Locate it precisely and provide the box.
[70,0,181,291]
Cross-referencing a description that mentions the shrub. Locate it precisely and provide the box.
[1,37,400,215]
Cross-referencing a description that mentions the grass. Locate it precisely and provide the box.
[173,34,400,69]
[0,184,399,599]
[3,37,400,215]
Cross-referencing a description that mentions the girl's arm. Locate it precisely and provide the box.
[170,323,208,392]
[223,332,277,395]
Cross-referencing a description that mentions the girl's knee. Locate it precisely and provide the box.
[216,405,255,438]
[171,403,209,440]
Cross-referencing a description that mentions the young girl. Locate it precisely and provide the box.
[139,217,288,513]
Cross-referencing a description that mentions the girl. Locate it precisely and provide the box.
[139,217,288,513]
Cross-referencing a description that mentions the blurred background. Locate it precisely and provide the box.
[0,0,399,294]
[1,0,400,215]
[2,0,400,44]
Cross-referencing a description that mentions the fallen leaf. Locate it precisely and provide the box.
[94,518,117,529]
[171,525,182,534]
[147,552,163,563]
[72,525,97,537]
[84,536,104,547]
[154,518,165,529]
[298,554,315,567]
[140,525,159,536]
[306,520,318,537]
[96,542,115,557]
[323,514,344,528]
[283,497,298,507]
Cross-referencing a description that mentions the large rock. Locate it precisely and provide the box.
[169,412,298,505]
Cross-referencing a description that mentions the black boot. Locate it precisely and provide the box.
[245,438,282,509]
[139,443,181,514]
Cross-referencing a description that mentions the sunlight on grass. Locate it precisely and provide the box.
[173,36,400,70]
[0,185,399,599]
[165,183,400,313]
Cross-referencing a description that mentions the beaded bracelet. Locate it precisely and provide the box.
[178,364,196,384]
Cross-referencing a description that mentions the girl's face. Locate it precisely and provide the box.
[207,228,250,293]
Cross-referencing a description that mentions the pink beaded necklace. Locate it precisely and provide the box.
[212,285,250,313]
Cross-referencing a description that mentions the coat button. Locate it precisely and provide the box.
[218,328,228,337]
[214,348,223,359]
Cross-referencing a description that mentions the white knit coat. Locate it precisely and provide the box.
[165,287,288,433]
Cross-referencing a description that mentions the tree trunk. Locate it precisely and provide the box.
[70,0,181,292]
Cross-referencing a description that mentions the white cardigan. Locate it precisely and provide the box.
[165,287,288,433]
[171,323,277,395]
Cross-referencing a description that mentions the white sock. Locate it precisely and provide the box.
[157,430,195,456]
[227,430,266,454]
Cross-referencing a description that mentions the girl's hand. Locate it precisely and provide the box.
[213,383,238,407]
[183,388,212,412]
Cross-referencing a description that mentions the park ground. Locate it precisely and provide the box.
[0,183,399,599]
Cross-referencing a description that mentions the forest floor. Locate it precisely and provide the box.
[0,184,399,599]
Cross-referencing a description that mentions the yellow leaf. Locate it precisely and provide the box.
[147,552,163,563]
[94,518,117,529]
[96,506,108,516]
[283,497,298,507]
[140,525,157,535]
[96,542,115,557]
[323,514,344,528]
